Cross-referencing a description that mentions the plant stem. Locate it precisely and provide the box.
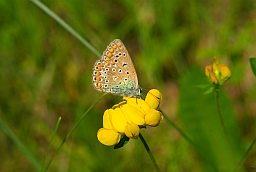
[215,87,227,136]
[160,109,195,147]
[30,0,101,58]
[139,133,161,172]
[42,93,107,172]
[234,137,256,172]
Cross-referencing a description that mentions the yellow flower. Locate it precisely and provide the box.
[97,89,163,146]
[205,59,231,86]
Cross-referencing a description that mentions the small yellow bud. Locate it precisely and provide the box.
[97,128,121,146]
[205,59,231,86]
[124,123,140,139]
[145,89,162,109]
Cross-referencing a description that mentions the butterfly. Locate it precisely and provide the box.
[92,39,141,97]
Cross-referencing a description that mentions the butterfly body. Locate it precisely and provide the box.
[92,39,141,97]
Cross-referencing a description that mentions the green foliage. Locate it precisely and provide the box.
[0,0,256,171]
[250,58,256,77]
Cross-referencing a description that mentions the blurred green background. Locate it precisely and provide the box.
[1,0,256,171]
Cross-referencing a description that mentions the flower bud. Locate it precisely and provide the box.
[205,60,231,86]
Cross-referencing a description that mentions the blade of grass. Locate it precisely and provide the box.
[42,93,107,172]
[139,133,160,172]
[41,116,62,172]
[0,119,42,171]
[30,0,101,58]
[234,137,256,172]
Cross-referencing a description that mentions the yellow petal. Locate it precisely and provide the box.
[145,89,162,109]
[103,109,113,129]
[124,123,140,139]
[97,128,121,146]
[205,64,212,78]
[125,97,151,114]
[109,107,127,133]
[218,64,231,81]
[145,109,163,127]
[121,103,146,125]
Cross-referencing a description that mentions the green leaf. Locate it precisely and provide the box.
[177,68,245,172]
[249,58,256,76]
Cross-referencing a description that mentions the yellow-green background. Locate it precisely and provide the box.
[0,0,256,171]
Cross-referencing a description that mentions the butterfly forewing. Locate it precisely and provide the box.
[92,39,140,97]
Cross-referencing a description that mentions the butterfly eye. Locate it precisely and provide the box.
[104,84,108,88]
[105,80,109,83]
[126,71,129,74]
[114,59,118,63]
[105,68,109,71]
[123,53,126,56]
[124,78,128,81]
[118,69,122,73]
[115,55,119,58]
[112,68,116,72]
[118,52,122,56]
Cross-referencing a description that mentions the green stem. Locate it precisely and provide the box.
[42,93,107,172]
[215,88,227,136]
[160,109,195,147]
[139,133,161,172]
[30,0,101,58]
[234,137,256,172]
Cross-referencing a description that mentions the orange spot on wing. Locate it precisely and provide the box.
[97,83,102,89]
[107,52,112,57]
[109,48,114,53]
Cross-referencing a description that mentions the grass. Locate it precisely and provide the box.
[0,0,256,171]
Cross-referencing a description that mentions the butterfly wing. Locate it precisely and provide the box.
[92,39,139,96]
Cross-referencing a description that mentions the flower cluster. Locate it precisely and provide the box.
[97,89,163,146]
[205,59,231,86]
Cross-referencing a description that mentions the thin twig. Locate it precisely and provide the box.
[139,133,161,172]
